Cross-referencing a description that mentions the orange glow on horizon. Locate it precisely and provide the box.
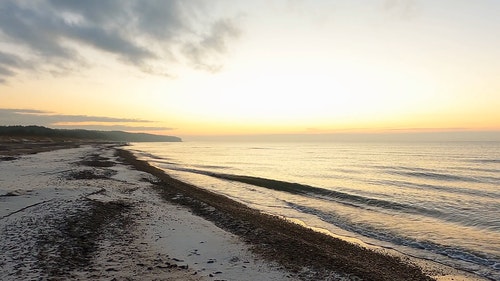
[1,1,499,139]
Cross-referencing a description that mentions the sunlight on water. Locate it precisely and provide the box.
[131,141,500,280]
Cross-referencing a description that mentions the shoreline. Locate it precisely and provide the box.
[0,141,490,280]
[117,148,471,281]
[119,146,494,281]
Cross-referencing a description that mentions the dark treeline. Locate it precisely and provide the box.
[0,126,181,142]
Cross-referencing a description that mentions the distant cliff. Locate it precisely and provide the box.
[0,126,182,142]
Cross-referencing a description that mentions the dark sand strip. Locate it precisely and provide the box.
[117,148,434,281]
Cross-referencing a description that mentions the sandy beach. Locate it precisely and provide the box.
[0,141,489,281]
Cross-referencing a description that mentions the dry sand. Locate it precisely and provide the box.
[1,143,294,280]
[0,141,490,280]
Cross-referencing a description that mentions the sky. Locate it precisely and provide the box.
[0,0,499,141]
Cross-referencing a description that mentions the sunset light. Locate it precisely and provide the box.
[1,0,499,139]
[1,2,500,280]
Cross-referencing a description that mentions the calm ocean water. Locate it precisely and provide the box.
[130,141,500,280]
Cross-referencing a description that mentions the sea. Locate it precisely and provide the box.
[129,141,500,280]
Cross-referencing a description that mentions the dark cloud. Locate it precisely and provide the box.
[182,19,241,72]
[0,65,14,76]
[0,49,31,81]
[0,109,48,114]
[48,0,129,24]
[133,0,190,40]
[0,2,74,59]
[0,51,29,67]
[52,124,173,132]
[46,114,151,123]
[0,108,169,131]
[65,24,154,64]
[0,0,241,83]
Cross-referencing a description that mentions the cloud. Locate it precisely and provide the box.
[0,65,14,76]
[0,108,150,122]
[0,50,31,81]
[182,19,241,72]
[0,0,241,83]
[0,108,173,131]
[52,124,173,132]
[0,109,48,114]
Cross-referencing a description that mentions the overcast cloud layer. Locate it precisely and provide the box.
[0,0,240,83]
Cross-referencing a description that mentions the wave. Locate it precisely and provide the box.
[248,147,278,150]
[371,179,500,199]
[469,159,500,164]
[165,166,500,231]
[451,166,500,174]
[287,202,500,280]
[158,161,500,230]
[375,165,488,183]
[149,159,180,165]
[133,151,166,160]
[391,170,481,183]
[191,164,230,170]
[162,166,440,217]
